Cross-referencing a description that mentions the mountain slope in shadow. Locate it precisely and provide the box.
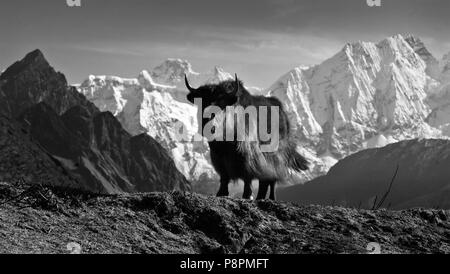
[278,139,450,209]
[0,49,190,194]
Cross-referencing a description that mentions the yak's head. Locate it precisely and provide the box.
[185,74,243,109]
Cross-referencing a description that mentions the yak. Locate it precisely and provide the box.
[185,74,309,200]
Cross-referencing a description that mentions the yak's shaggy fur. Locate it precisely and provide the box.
[186,75,309,200]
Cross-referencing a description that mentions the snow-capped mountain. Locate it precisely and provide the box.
[78,34,450,193]
[148,59,234,104]
[78,61,245,193]
[265,34,450,182]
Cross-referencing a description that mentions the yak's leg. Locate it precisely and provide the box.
[269,181,276,201]
[256,180,269,200]
[242,179,253,199]
[217,176,230,197]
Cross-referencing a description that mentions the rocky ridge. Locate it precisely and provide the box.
[0,181,448,254]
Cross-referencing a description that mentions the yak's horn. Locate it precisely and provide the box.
[185,74,196,92]
[235,73,240,92]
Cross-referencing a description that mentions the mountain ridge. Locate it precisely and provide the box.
[278,138,450,209]
[265,34,450,182]
[77,60,242,194]
[0,181,449,254]
[0,50,191,194]
[76,34,450,193]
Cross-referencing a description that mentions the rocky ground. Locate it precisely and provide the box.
[0,181,449,254]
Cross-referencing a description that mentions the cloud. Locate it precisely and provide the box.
[60,27,345,87]
[264,0,308,19]
[162,26,344,65]
[67,44,147,56]
[65,25,344,68]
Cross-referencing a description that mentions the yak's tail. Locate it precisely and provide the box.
[287,146,310,172]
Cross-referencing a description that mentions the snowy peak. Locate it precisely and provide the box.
[338,34,426,73]
[78,60,239,104]
[77,34,450,191]
[205,66,233,84]
[266,34,443,178]
[77,62,233,192]
[137,70,153,86]
[77,59,265,194]
[81,75,140,89]
[405,35,436,61]
[341,40,378,61]
[138,70,174,91]
[149,59,237,88]
[151,58,198,86]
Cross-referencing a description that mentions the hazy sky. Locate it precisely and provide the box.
[1,0,450,87]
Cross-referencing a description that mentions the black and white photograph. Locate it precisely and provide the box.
[0,0,449,261]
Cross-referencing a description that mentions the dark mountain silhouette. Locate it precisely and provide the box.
[0,49,190,194]
[0,49,97,117]
[278,139,450,209]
